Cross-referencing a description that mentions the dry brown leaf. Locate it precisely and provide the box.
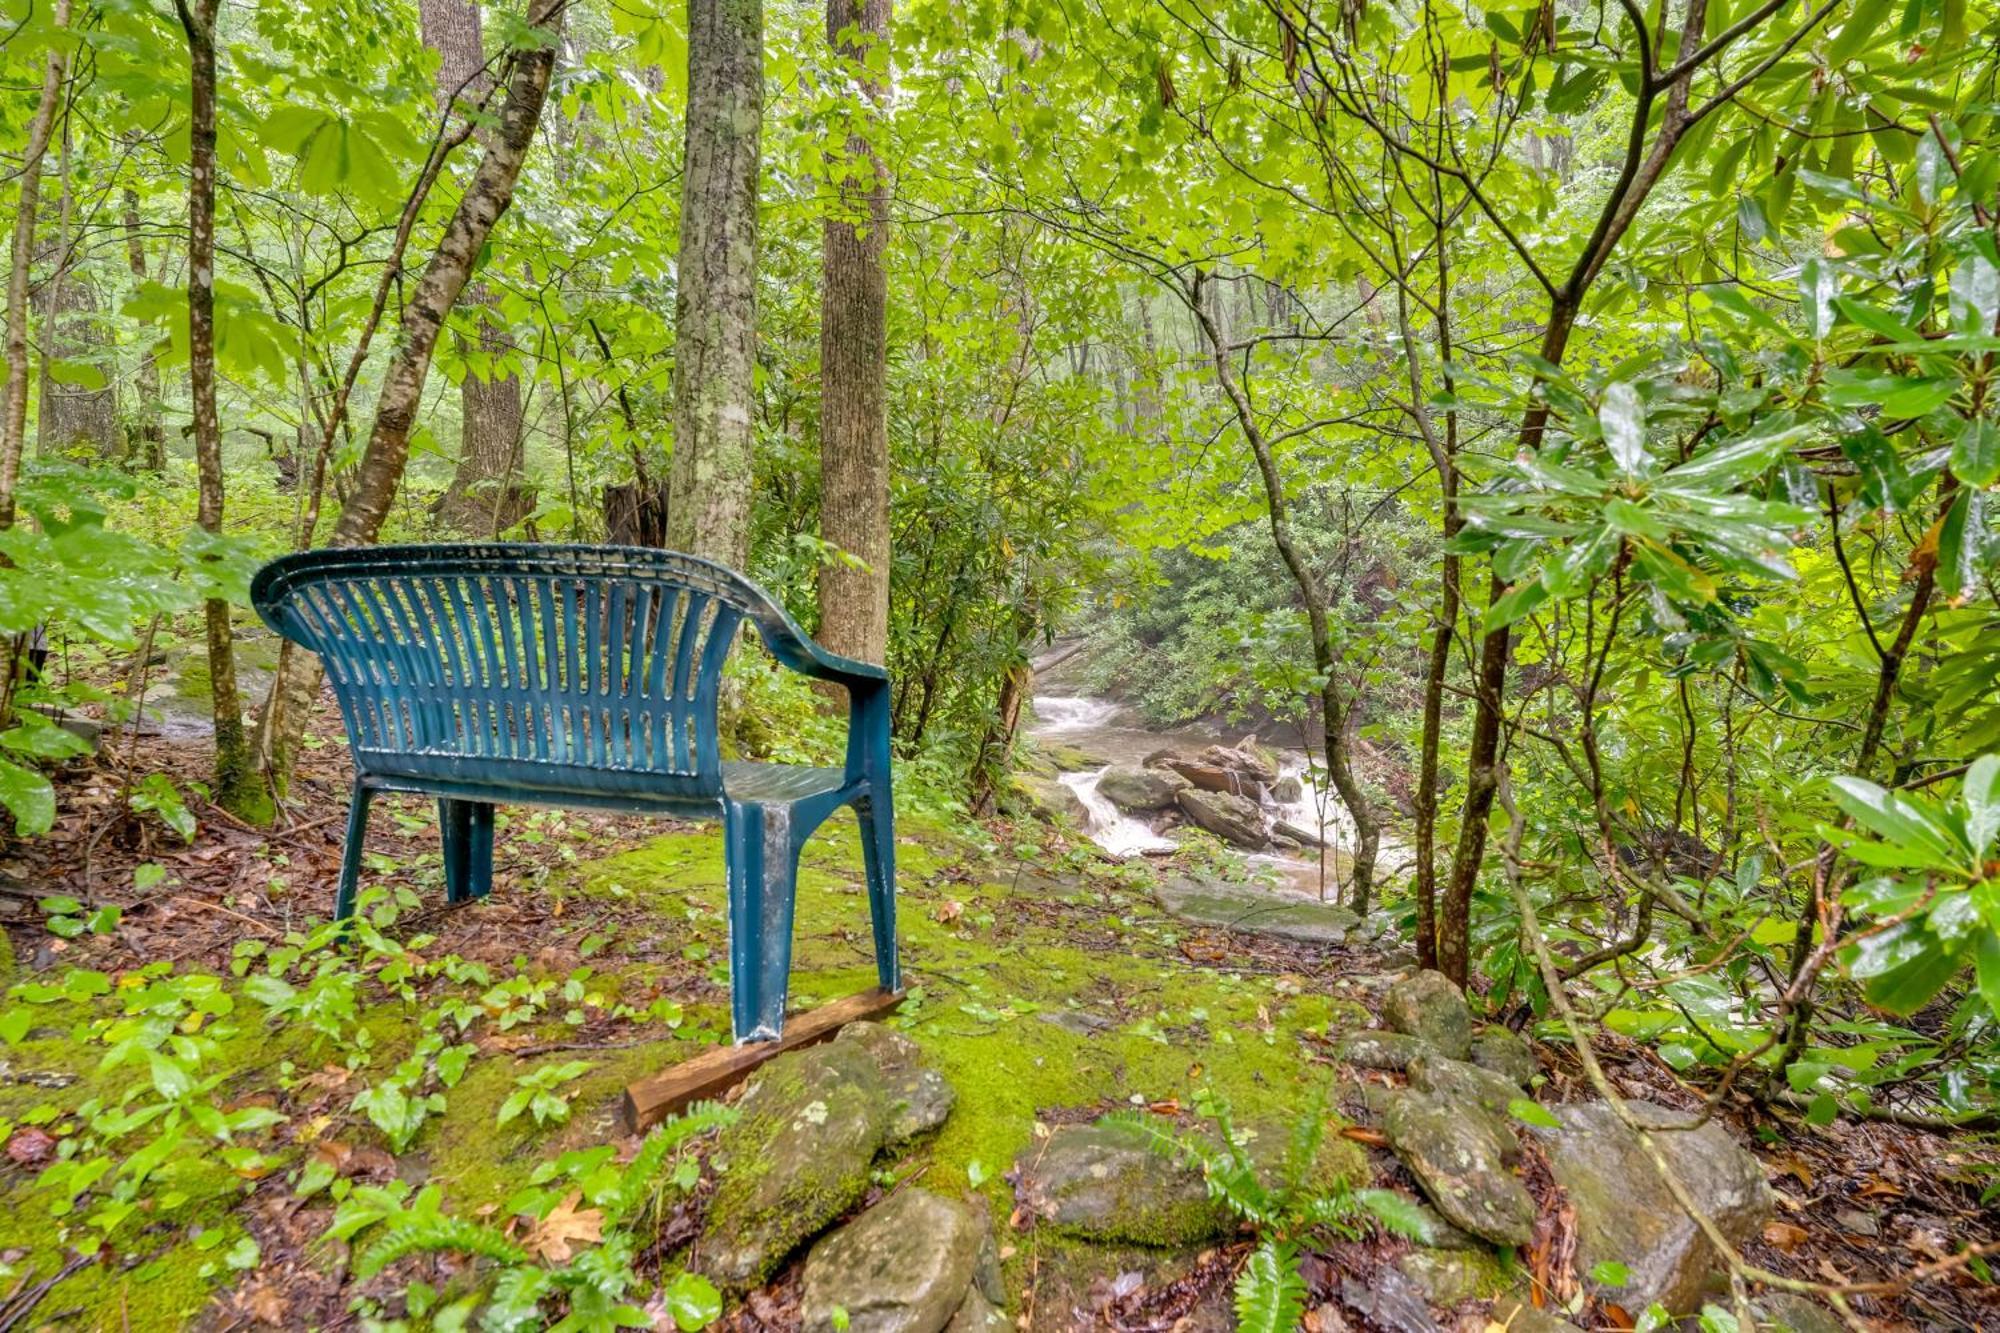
[235,1282,289,1327]
[934,899,965,924]
[5,1128,54,1166]
[526,1191,602,1263]
[1763,1220,1810,1251]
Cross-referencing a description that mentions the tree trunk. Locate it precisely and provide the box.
[36,118,118,459]
[252,0,561,793]
[120,185,166,471]
[0,0,70,529]
[177,0,255,809]
[665,0,763,568]
[816,0,891,663]
[330,0,562,549]
[421,0,532,537]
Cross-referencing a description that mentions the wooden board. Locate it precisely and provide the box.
[620,988,905,1134]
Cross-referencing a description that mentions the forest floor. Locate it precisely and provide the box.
[0,720,1992,1330]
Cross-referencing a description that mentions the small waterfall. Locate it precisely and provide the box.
[1060,767,1176,856]
[1034,696,1123,733]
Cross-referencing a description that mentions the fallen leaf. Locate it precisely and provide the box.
[1763,1220,1809,1251]
[525,1191,602,1263]
[5,1127,54,1166]
[1339,1126,1389,1147]
[235,1282,288,1326]
[934,900,965,924]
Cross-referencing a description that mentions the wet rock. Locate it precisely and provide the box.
[1383,970,1473,1060]
[1470,1027,1540,1087]
[1013,1119,1229,1246]
[1097,764,1191,813]
[1749,1292,1845,1333]
[1163,759,1267,803]
[1329,1029,1433,1071]
[1199,743,1278,783]
[1141,747,1181,769]
[836,1022,954,1145]
[799,1187,983,1333]
[1015,775,1087,827]
[1406,1053,1525,1118]
[1396,1200,1484,1250]
[699,1040,892,1287]
[1384,1092,1534,1247]
[1274,819,1326,848]
[1175,788,1270,850]
[1271,774,1304,803]
[1531,1100,1774,1315]
[1397,1247,1511,1305]
[1339,1267,1442,1333]
[1154,878,1359,944]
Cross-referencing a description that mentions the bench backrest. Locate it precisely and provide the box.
[252,544,793,794]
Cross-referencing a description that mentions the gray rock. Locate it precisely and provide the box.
[1383,969,1473,1060]
[1273,819,1326,848]
[1397,1248,1511,1305]
[1329,1029,1433,1071]
[1384,1092,1535,1247]
[1154,878,1358,944]
[1398,1200,1485,1250]
[800,1188,983,1333]
[1163,759,1267,803]
[1013,1120,1229,1246]
[944,1290,1009,1333]
[1749,1293,1845,1333]
[1532,1100,1774,1315]
[1470,1027,1540,1087]
[1406,1053,1526,1117]
[1037,1008,1114,1037]
[1175,788,1270,849]
[700,1040,891,1287]
[1199,743,1278,783]
[1339,1267,1442,1333]
[1271,774,1304,803]
[1016,775,1087,827]
[836,1022,955,1145]
[1096,764,1191,812]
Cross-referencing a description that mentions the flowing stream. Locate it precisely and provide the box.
[1029,693,1387,895]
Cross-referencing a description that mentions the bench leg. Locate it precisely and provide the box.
[856,795,899,993]
[439,799,495,905]
[724,801,799,1043]
[336,786,374,921]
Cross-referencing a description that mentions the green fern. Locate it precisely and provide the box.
[1353,1187,1431,1240]
[1233,1240,1307,1333]
[1104,1105,1276,1224]
[605,1100,737,1222]
[1276,1089,1330,1198]
[354,1214,529,1278]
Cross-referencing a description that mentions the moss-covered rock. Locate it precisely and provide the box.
[1406,1053,1525,1117]
[1383,1091,1534,1247]
[698,1040,893,1288]
[800,1187,985,1333]
[1470,1026,1540,1087]
[1152,878,1357,944]
[1329,1028,1432,1071]
[835,1021,954,1145]
[1398,1246,1515,1305]
[1383,969,1473,1059]
[1012,1120,1229,1247]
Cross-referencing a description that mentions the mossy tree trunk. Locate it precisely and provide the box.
[816,0,891,663]
[665,0,763,568]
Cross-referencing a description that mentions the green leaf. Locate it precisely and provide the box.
[1600,381,1648,474]
[1232,1241,1306,1333]
[1483,578,1549,632]
[1354,1188,1430,1239]
[1800,258,1839,340]
[1828,778,1965,867]
[1508,1098,1561,1129]
[662,1271,722,1332]
[1592,1260,1632,1286]
[0,758,55,836]
[1952,418,2000,488]
[1963,755,2000,857]
[0,713,91,761]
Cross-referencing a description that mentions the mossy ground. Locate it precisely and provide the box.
[0,808,1382,1328]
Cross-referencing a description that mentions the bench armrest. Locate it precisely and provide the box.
[745,609,889,688]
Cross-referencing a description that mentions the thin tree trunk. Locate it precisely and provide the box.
[121,185,166,471]
[0,0,71,529]
[816,0,891,663]
[176,0,255,808]
[666,0,763,567]
[421,0,532,537]
[37,115,118,459]
[330,0,563,548]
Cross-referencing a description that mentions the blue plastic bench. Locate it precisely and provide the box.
[251,543,897,1043]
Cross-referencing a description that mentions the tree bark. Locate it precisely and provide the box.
[665,0,763,567]
[176,0,255,807]
[421,0,532,537]
[36,116,117,460]
[330,0,562,549]
[816,0,891,663]
[0,0,71,529]
[120,185,166,471]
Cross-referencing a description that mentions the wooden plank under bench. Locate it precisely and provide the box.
[620,987,906,1133]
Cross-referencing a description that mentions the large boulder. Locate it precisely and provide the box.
[1154,878,1358,945]
[799,1187,984,1333]
[1406,1053,1524,1118]
[1175,789,1269,850]
[1384,1092,1535,1247]
[1199,743,1278,783]
[1162,759,1266,803]
[1330,1029,1433,1071]
[1096,763,1190,813]
[1013,1119,1229,1246]
[1270,774,1304,804]
[1383,969,1473,1060]
[698,1025,954,1288]
[1532,1100,1774,1315]
[1015,775,1088,827]
[1470,1026,1540,1087]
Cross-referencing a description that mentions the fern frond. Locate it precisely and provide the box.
[605,1101,738,1221]
[1277,1090,1329,1199]
[1296,1183,1367,1241]
[1233,1240,1307,1333]
[354,1214,529,1278]
[1353,1187,1431,1241]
